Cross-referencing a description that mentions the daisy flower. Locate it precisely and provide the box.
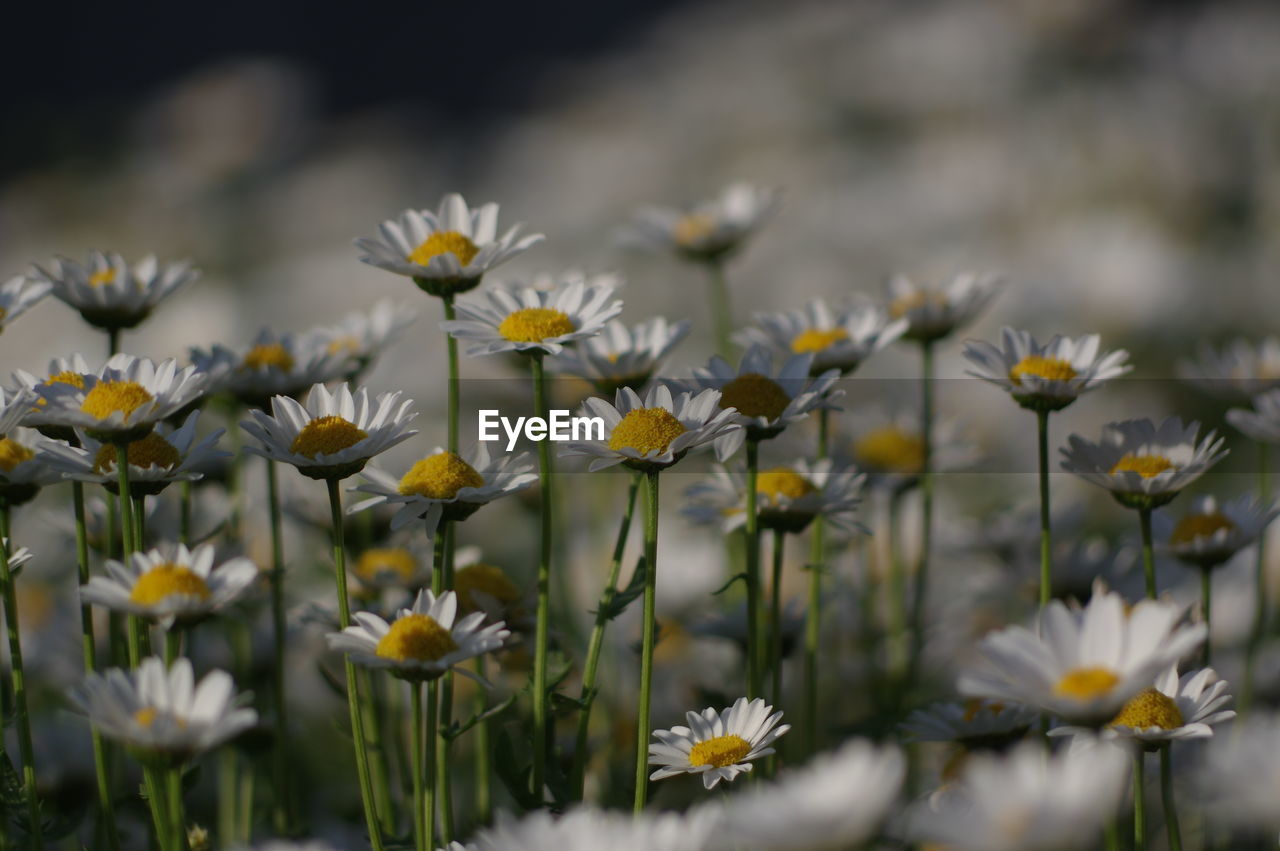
[1226,387,1280,444]
[963,327,1131,412]
[355,193,544,297]
[559,384,742,472]
[33,354,208,443]
[349,443,536,533]
[1052,665,1235,745]
[885,271,1001,343]
[240,382,417,481]
[68,656,257,762]
[623,182,780,264]
[1060,417,1228,510]
[901,699,1038,750]
[440,277,623,358]
[80,543,258,629]
[1155,494,1278,570]
[648,696,790,789]
[551,317,691,395]
[1178,337,1280,402]
[191,329,347,410]
[0,426,72,506]
[845,410,980,491]
[471,807,716,851]
[736,299,907,376]
[0,275,52,332]
[40,410,227,496]
[957,583,1206,725]
[301,298,418,379]
[682,458,865,535]
[684,344,840,443]
[326,588,508,681]
[453,553,529,628]
[351,545,432,595]
[32,251,198,331]
[11,354,94,440]
[1198,711,1280,832]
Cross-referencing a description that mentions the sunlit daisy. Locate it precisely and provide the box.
[1226,387,1280,444]
[1178,337,1280,402]
[301,298,418,380]
[623,182,780,264]
[33,251,198,331]
[682,458,865,535]
[326,588,508,681]
[1198,711,1280,832]
[551,317,691,395]
[963,327,1131,412]
[440,278,623,357]
[355,193,544,297]
[559,384,742,472]
[68,656,257,762]
[736,299,907,375]
[958,583,1206,725]
[0,275,52,332]
[1155,494,1277,570]
[11,354,94,440]
[902,699,1038,750]
[1052,665,1235,744]
[648,696,789,789]
[80,543,258,629]
[191,329,346,410]
[240,382,417,480]
[0,424,60,507]
[885,272,1001,343]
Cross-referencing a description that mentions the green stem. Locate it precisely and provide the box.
[530,355,553,803]
[572,472,641,800]
[472,655,492,825]
[1037,409,1052,608]
[411,684,427,851]
[116,444,135,557]
[361,668,396,838]
[167,767,186,851]
[264,460,294,834]
[1134,750,1146,851]
[633,470,660,813]
[326,479,385,851]
[0,506,43,849]
[906,340,935,690]
[443,295,460,454]
[886,491,907,681]
[770,530,785,715]
[803,408,828,757]
[425,681,438,850]
[1140,508,1156,599]
[706,260,734,360]
[1160,744,1182,851]
[179,480,192,545]
[745,439,762,699]
[108,327,120,358]
[1201,568,1213,667]
[434,524,455,845]
[164,630,181,666]
[1243,441,1271,711]
[1104,818,1120,851]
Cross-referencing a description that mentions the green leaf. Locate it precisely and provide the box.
[441,694,516,742]
[494,729,540,811]
[595,556,647,621]
[712,571,747,595]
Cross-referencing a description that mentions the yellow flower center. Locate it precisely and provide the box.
[1171,512,1237,546]
[854,427,924,475]
[961,698,1006,722]
[0,438,34,473]
[240,343,294,373]
[80,380,154,422]
[687,734,752,768]
[48,370,86,389]
[889,291,945,319]
[129,564,211,606]
[718,373,791,420]
[608,408,687,455]
[756,467,817,502]
[1110,687,1185,730]
[455,564,521,612]
[327,335,362,355]
[134,707,186,728]
[1110,454,1176,479]
[289,416,369,459]
[398,452,485,499]
[407,230,479,267]
[791,328,849,354]
[673,213,717,247]
[497,308,575,343]
[1053,666,1120,700]
[375,613,459,662]
[355,548,418,582]
[88,267,118,288]
[92,432,182,473]
[1008,355,1078,385]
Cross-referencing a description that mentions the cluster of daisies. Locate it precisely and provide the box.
[1,182,1279,851]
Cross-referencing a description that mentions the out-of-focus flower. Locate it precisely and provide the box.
[0,426,62,506]
[191,329,347,410]
[0,276,52,333]
[682,458,864,535]
[736,299,906,375]
[1052,665,1234,744]
[1178,337,1280,402]
[885,272,1000,343]
[901,699,1037,749]
[1227,388,1280,444]
[622,182,780,264]
[843,410,980,491]
[551,317,690,395]
[649,696,789,789]
[470,807,715,851]
[1199,712,1280,832]
[302,299,418,380]
[441,278,623,358]
[12,354,93,441]
[1155,494,1278,570]
[963,327,1130,412]
[351,545,432,595]
[32,252,198,331]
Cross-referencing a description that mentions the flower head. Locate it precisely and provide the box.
[12,354,94,440]
[1227,388,1280,444]
[191,329,348,410]
[1199,712,1280,832]
[551,317,690,395]
[682,458,864,535]
[1052,665,1234,745]
[441,278,623,358]
[648,696,789,789]
[963,327,1130,412]
[1155,494,1277,569]
[736,299,907,375]
[623,182,780,263]
[885,272,1000,343]
[300,298,418,380]
[0,275,52,332]
[0,425,60,507]
[33,252,198,330]
[901,699,1038,750]
[1178,337,1280,402]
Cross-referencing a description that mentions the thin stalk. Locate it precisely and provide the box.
[265,459,294,834]
[1036,409,1052,608]
[116,444,135,557]
[1243,441,1271,710]
[1134,750,1146,851]
[885,491,907,680]
[361,668,396,838]
[1104,818,1120,851]
[803,408,828,757]
[167,767,186,851]
[769,530,785,715]
[326,479,385,851]
[530,355,553,802]
[180,480,192,545]
[906,340,935,688]
[144,763,173,851]
[443,295,460,453]
[434,523,455,845]
[472,655,492,825]
[572,472,641,800]
[706,260,734,360]
[0,506,43,849]
[745,439,762,699]
[1140,508,1156,599]
[1201,567,1213,667]
[108,327,120,358]
[410,684,427,851]
[633,470,660,813]
[164,630,181,666]
[1160,744,1182,851]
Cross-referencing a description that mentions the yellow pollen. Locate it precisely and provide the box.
[497,308,575,343]
[756,467,817,503]
[791,328,849,354]
[673,213,717,247]
[0,438,34,473]
[79,380,154,422]
[961,698,1006,723]
[854,427,924,475]
[355,548,418,582]
[608,408,687,455]
[129,564,211,606]
[687,734,752,768]
[1053,666,1120,700]
[1008,355,1078,385]
[92,432,181,473]
[88,267,118,288]
[407,230,480,267]
[889,291,945,319]
[1171,512,1237,545]
[134,707,186,729]
[455,564,521,612]
[48,370,86,389]
[327,335,362,355]
[1110,453,1176,479]
[718,373,791,421]
[1110,688,1185,730]
[398,452,485,499]
[289,416,368,459]
[240,343,294,373]
[375,613,459,662]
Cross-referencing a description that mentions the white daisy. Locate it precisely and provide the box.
[1198,711,1280,832]
[351,545,433,595]
[682,458,865,535]
[648,696,790,789]
[0,427,72,508]
[550,317,691,395]
[1178,337,1280,402]
[1060,417,1228,510]
[843,409,981,491]
[68,656,257,762]
[736,299,907,375]
[1226,387,1280,444]
[684,344,840,443]
[301,298,418,379]
[452,556,529,629]
[80,543,258,629]
[1052,665,1235,744]
[40,410,227,496]
[0,275,52,332]
[559,384,742,472]
[1154,494,1278,569]
[901,699,1038,749]
[240,382,417,481]
[440,278,623,358]
[623,182,781,264]
[355,193,544,297]
[962,327,1131,412]
[32,251,198,331]
[349,443,536,533]
[885,272,1001,343]
[191,329,347,409]
[957,583,1206,725]
[326,588,508,682]
[470,807,716,851]
[11,354,93,439]
[33,354,208,443]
